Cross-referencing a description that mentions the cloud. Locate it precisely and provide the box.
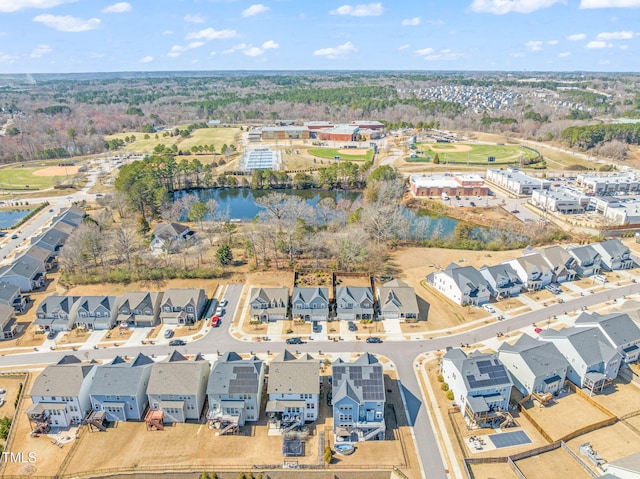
[242,4,269,17]
[30,44,52,58]
[587,40,612,48]
[186,27,239,40]
[167,41,204,57]
[414,47,434,55]
[470,0,564,14]
[330,3,384,16]
[184,13,206,23]
[140,55,153,63]
[526,40,544,51]
[567,33,586,40]
[398,44,410,51]
[0,51,19,63]
[243,47,263,56]
[313,41,357,59]
[547,40,558,44]
[402,17,420,26]
[222,41,278,57]
[416,48,463,61]
[101,2,131,13]
[558,51,571,57]
[596,30,634,39]
[580,0,640,8]
[163,30,173,35]
[262,40,279,49]
[0,0,77,13]
[510,52,525,57]
[33,14,101,32]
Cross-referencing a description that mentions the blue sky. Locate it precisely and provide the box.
[1,0,640,73]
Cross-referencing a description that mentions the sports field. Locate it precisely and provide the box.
[308,147,373,162]
[106,127,242,154]
[412,143,539,165]
[0,165,78,190]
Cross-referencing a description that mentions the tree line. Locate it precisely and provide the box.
[561,122,640,150]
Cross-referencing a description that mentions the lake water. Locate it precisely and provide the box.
[0,209,32,229]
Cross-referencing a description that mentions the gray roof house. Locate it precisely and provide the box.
[31,228,69,254]
[117,291,163,327]
[53,205,86,228]
[504,253,554,291]
[335,286,375,320]
[207,352,265,426]
[34,295,80,332]
[0,260,46,293]
[89,353,154,422]
[377,279,420,319]
[26,355,97,427]
[249,287,289,321]
[0,281,27,313]
[147,351,211,423]
[22,244,56,272]
[0,303,17,340]
[332,353,385,443]
[539,327,623,394]
[291,287,329,322]
[72,296,121,330]
[567,244,602,277]
[267,350,319,424]
[150,222,193,253]
[574,311,640,363]
[442,349,513,428]
[537,245,577,283]
[498,334,570,396]
[591,239,633,271]
[605,451,640,478]
[479,263,523,299]
[159,288,207,325]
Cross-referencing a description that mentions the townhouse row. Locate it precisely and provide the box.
[441,310,640,428]
[27,350,386,444]
[427,239,633,306]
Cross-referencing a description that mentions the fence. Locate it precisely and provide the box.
[560,441,599,478]
[0,372,30,477]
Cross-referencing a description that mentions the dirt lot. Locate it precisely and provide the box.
[566,421,640,466]
[0,374,26,421]
[469,462,519,479]
[515,448,593,479]
[589,377,640,418]
[33,165,80,177]
[64,279,220,298]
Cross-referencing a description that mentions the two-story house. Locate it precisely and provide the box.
[249,287,289,321]
[147,351,211,424]
[0,260,46,293]
[53,205,86,228]
[0,304,17,340]
[34,295,80,332]
[207,352,264,426]
[377,279,420,320]
[504,254,553,291]
[72,296,121,330]
[537,245,577,283]
[30,228,69,255]
[567,244,602,277]
[159,288,207,325]
[479,263,523,299]
[332,353,386,444]
[428,263,491,306]
[21,244,56,273]
[335,286,375,320]
[291,287,329,322]
[150,222,194,254]
[592,239,633,271]
[117,291,163,327]
[89,353,154,421]
[498,334,570,396]
[26,355,97,428]
[442,349,513,428]
[267,350,319,425]
[574,311,640,364]
[0,281,27,313]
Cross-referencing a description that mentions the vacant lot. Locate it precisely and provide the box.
[567,421,640,466]
[515,448,593,479]
[0,374,26,420]
[64,278,219,298]
[469,462,519,479]
[590,377,640,418]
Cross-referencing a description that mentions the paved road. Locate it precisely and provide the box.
[1,282,638,479]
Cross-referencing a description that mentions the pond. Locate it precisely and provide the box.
[0,209,33,229]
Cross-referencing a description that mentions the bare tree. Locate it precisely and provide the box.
[111,220,141,270]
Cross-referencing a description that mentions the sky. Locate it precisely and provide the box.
[1,0,640,73]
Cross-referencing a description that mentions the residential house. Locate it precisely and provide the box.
[539,327,622,394]
[291,287,329,322]
[574,311,640,364]
[441,349,513,427]
[73,296,121,330]
[567,244,602,277]
[0,281,27,313]
[267,350,319,424]
[498,334,570,396]
[377,279,420,320]
[207,352,265,426]
[159,288,207,325]
[479,263,523,299]
[537,245,577,283]
[26,355,97,427]
[604,451,640,479]
[504,254,553,291]
[53,205,86,228]
[335,286,375,320]
[34,295,80,332]
[0,260,46,292]
[249,287,289,321]
[592,239,633,271]
[30,228,68,255]
[150,222,193,253]
[332,353,385,443]
[89,353,154,422]
[147,351,211,423]
[0,304,17,340]
[428,264,491,306]
[22,245,56,272]
[117,291,163,327]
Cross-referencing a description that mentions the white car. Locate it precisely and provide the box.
[215,305,225,316]
[219,298,228,307]
[482,304,496,314]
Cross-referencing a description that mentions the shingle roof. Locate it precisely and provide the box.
[336,286,373,305]
[30,358,95,397]
[540,327,621,366]
[378,280,419,314]
[207,352,263,396]
[268,349,318,395]
[89,353,153,396]
[567,244,600,264]
[332,353,385,403]
[37,295,80,316]
[1,260,39,280]
[249,287,288,305]
[0,282,20,302]
[498,333,569,376]
[292,287,328,304]
[147,351,210,396]
[444,349,512,391]
[575,311,640,348]
[153,222,190,239]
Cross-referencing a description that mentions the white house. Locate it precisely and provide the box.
[591,239,633,271]
[291,287,329,322]
[504,254,553,291]
[479,263,523,299]
[150,222,193,253]
[376,279,420,319]
[428,263,491,305]
[574,311,640,364]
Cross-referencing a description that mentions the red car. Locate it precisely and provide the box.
[534,327,543,334]
[210,316,221,327]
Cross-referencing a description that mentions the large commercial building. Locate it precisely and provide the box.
[260,126,310,140]
[318,125,360,142]
[410,173,488,198]
[530,189,590,214]
[486,167,550,196]
[577,173,640,195]
[592,196,640,225]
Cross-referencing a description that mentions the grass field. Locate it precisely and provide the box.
[0,166,74,190]
[106,127,242,154]
[308,147,373,162]
[413,143,539,165]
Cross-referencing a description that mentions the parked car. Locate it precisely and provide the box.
[47,330,57,340]
[348,321,357,332]
[210,315,220,327]
[482,304,496,314]
[164,329,174,339]
[327,392,333,406]
[286,337,303,345]
[169,339,186,346]
[215,305,225,316]
[219,298,228,307]
[10,234,18,239]
[470,201,476,207]
[366,337,382,343]
[511,209,520,214]
[312,322,322,333]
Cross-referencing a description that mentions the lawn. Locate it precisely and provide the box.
[307,147,373,162]
[0,167,71,190]
[413,143,539,165]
